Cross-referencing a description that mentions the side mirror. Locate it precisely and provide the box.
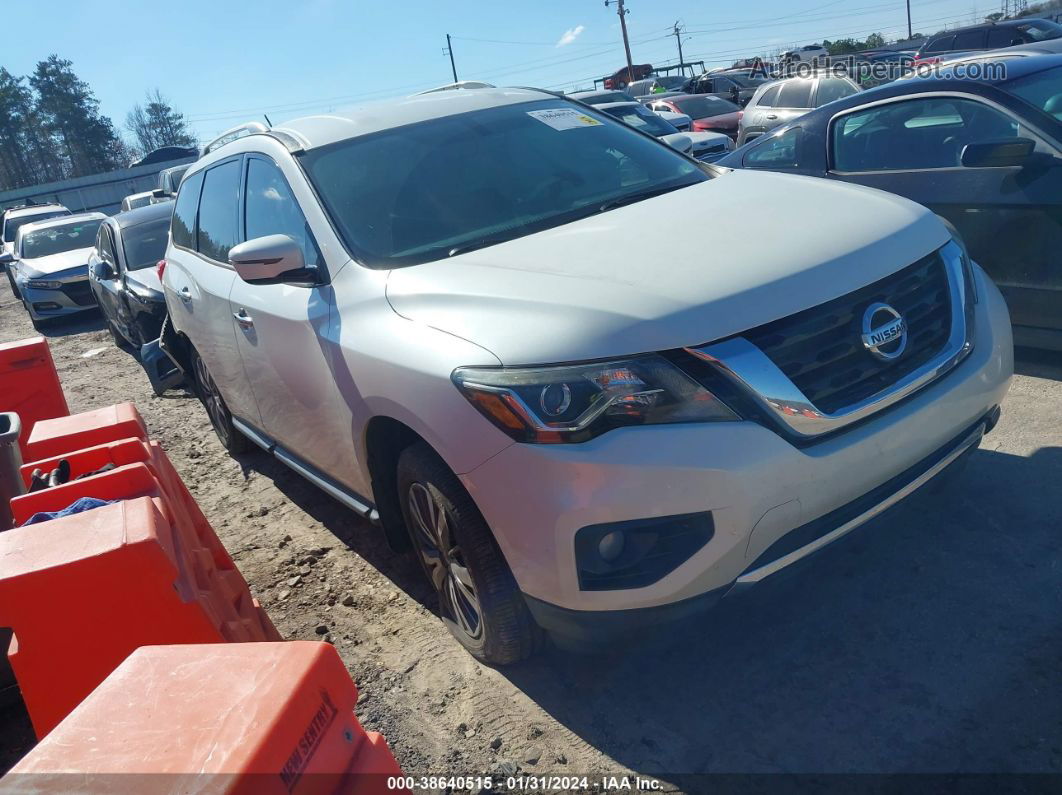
[92,261,115,280]
[960,137,1035,168]
[229,234,313,285]
[0,252,14,265]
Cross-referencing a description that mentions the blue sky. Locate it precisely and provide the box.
[5,0,996,144]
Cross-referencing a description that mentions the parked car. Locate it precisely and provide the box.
[626,75,691,98]
[688,71,767,106]
[160,86,1011,663]
[89,202,174,349]
[937,35,1062,65]
[596,101,732,160]
[645,94,743,138]
[120,191,155,212]
[157,164,191,196]
[132,146,197,167]
[737,74,860,145]
[914,18,1062,64]
[602,63,653,89]
[717,53,1062,349]
[569,89,634,106]
[7,212,106,328]
[653,109,693,132]
[781,45,829,64]
[0,203,70,265]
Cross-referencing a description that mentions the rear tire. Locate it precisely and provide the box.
[396,442,542,664]
[190,347,251,454]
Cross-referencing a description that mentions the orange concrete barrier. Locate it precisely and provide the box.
[2,642,407,795]
[24,402,146,463]
[0,488,280,738]
[0,337,68,458]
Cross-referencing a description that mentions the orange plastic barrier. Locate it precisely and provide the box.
[24,402,146,463]
[19,435,148,489]
[0,484,281,738]
[3,642,407,795]
[0,337,68,457]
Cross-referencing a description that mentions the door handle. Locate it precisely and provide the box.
[178,286,192,303]
[233,309,254,329]
[766,114,778,120]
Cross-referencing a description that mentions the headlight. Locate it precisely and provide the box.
[453,353,739,444]
[25,279,62,289]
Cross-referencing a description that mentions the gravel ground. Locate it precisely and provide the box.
[1,293,1060,788]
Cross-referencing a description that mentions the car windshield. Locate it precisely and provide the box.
[725,74,766,88]
[3,210,68,243]
[655,76,689,89]
[299,99,706,267]
[600,103,678,136]
[575,91,631,105]
[20,219,102,259]
[672,95,739,118]
[1006,64,1062,120]
[122,217,171,269]
[126,195,151,210]
[1018,20,1062,41]
[161,165,189,192]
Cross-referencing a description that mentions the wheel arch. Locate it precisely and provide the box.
[363,415,426,552]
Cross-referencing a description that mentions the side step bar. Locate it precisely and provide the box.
[231,417,380,524]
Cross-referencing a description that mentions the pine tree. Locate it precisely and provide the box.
[0,68,63,189]
[126,89,196,158]
[30,55,126,178]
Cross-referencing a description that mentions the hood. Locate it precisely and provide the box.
[125,266,164,295]
[19,247,92,277]
[694,111,741,128]
[385,170,950,366]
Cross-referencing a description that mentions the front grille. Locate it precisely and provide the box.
[742,252,952,414]
[59,280,96,307]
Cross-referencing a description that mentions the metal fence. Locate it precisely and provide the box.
[0,157,197,216]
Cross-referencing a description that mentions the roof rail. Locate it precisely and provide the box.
[415,81,496,95]
[200,122,269,157]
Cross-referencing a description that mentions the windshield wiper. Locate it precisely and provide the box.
[447,237,512,257]
[597,183,691,213]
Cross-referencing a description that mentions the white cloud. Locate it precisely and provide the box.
[556,25,585,47]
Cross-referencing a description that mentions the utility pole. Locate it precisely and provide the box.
[672,20,686,75]
[445,34,458,83]
[906,0,912,39]
[605,0,635,86]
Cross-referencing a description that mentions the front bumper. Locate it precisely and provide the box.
[17,271,97,320]
[459,267,1013,634]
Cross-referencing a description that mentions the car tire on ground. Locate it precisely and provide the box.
[190,346,251,455]
[396,442,542,664]
[5,269,20,300]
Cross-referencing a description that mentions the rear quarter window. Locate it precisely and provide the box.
[171,170,204,250]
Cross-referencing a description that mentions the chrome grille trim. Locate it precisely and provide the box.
[686,241,973,439]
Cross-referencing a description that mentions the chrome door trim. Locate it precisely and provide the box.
[686,241,973,439]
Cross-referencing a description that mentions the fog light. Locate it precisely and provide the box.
[598,530,626,562]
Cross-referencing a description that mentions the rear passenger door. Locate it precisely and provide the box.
[165,159,263,425]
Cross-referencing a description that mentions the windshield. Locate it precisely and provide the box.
[125,194,151,210]
[575,91,632,105]
[655,76,689,90]
[122,217,170,270]
[1018,20,1062,41]
[300,99,706,267]
[725,74,766,88]
[3,210,68,243]
[600,103,678,136]
[20,219,102,259]
[160,165,189,192]
[1007,65,1062,120]
[672,96,740,118]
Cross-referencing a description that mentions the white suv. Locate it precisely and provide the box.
[161,87,1013,663]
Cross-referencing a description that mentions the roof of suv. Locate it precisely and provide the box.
[262,87,553,153]
[18,211,105,233]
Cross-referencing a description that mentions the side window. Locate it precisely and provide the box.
[744,127,802,169]
[172,170,204,249]
[952,30,986,50]
[925,35,955,53]
[986,28,1019,47]
[775,80,814,109]
[832,97,1024,171]
[196,159,241,263]
[814,78,857,107]
[756,84,782,107]
[244,157,321,268]
[97,226,117,264]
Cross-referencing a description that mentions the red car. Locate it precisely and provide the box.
[644,94,743,138]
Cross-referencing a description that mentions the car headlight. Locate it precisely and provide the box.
[453,353,739,444]
[25,279,62,289]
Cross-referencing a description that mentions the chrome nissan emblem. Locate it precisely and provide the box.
[861,302,907,361]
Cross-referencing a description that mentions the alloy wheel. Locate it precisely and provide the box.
[407,482,483,642]
[193,354,231,447]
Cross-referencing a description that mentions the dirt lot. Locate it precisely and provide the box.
[2,292,1061,787]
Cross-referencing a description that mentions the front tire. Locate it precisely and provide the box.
[397,442,541,664]
[6,269,20,300]
[190,347,250,454]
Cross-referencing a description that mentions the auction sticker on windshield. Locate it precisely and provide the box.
[527,108,602,130]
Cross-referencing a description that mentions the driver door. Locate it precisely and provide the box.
[827,94,1062,336]
[89,223,123,333]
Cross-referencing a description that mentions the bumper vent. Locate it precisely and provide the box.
[742,252,952,414]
